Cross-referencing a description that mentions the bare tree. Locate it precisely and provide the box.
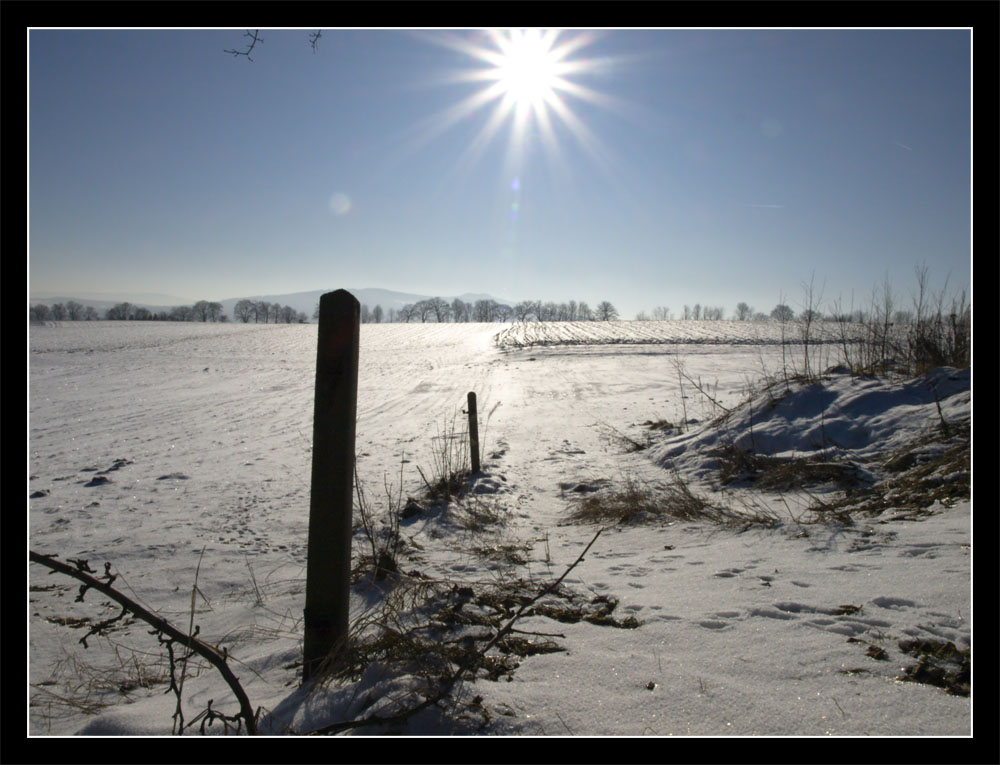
[797,274,825,380]
[170,304,194,322]
[703,306,725,320]
[234,299,255,323]
[652,306,670,321]
[372,304,384,324]
[65,301,84,321]
[30,304,51,322]
[84,306,99,321]
[734,302,753,321]
[427,297,450,322]
[50,303,66,321]
[192,300,212,321]
[414,300,434,323]
[596,301,618,321]
[513,301,535,322]
[255,301,270,324]
[106,302,134,320]
[770,303,794,322]
[892,309,914,325]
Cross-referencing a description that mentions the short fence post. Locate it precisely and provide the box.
[467,391,480,474]
[303,290,359,684]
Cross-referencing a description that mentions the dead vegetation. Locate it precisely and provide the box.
[32,526,630,736]
[896,638,970,697]
[587,386,968,532]
[30,641,174,729]
[713,443,868,492]
[627,345,970,531]
[326,568,638,696]
[803,420,970,523]
[303,530,621,735]
[567,472,778,529]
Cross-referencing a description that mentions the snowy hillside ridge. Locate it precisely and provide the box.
[494,319,867,349]
[649,367,970,491]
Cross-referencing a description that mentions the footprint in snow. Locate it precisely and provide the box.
[713,567,744,578]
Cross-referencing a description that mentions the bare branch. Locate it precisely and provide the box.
[309,30,322,53]
[30,550,259,735]
[306,528,604,735]
[224,30,262,62]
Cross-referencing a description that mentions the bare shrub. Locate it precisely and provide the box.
[354,462,406,583]
[568,472,777,529]
[833,269,970,379]
[418,412,472,502]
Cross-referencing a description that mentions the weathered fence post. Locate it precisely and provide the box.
[303,290,359,684]
[467,391,480,474]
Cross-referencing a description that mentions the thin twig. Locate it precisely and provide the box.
[224,30,262,62]
[306,528,604,735]
[29,551,258,735]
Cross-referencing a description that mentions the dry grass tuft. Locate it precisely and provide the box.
[803,420,969,522]
[30,640,175,730]
[713,443,868,491]
[568,472,777,529]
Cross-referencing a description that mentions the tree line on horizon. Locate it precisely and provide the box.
[28,299,310,324]
[309,297,626,324]
[28,296,952,329]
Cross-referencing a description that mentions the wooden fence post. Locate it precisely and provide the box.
[303,290,359,684]
[467,391,480,474]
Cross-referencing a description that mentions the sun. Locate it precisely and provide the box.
[410,29,614,178]
[490,29,564,111]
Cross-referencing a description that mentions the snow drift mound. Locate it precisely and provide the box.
[648,367,971,489]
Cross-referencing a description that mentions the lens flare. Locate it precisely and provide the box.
[329,192,352,215]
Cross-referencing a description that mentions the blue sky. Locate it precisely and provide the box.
[29,28,971,319]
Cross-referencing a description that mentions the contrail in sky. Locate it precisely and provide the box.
[893,141,913,151]
[750,204,785,208]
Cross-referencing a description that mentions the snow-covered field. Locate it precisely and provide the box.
[28,320,972,737]
[494,317,861,348]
